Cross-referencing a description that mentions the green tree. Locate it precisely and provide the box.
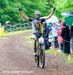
[0,0,73,24]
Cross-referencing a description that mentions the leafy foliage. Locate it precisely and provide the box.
[0,0,73,24]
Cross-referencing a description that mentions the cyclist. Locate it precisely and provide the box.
[19,6,55,57]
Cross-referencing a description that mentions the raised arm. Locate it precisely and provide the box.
[45,7,56,20]
[19,8,29,20]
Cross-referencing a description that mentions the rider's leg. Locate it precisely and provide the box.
[33,34,37,56]
[34,40,37,53]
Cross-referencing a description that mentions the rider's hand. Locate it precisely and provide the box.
[49,4,53,7]
[53,7,56,12]
[49,4,56,12]
[18,8,22,12]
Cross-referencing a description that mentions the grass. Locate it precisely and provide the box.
[0,27,31,36]
[45,49,55,55]
[67,59,73,64]
[45,49,73,64]
[6,29,32,36]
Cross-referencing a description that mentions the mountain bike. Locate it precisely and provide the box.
[34,33,45,69]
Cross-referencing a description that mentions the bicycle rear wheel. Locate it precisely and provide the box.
[38,44,45,69]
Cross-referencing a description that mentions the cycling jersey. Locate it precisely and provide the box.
[29,18,45,34]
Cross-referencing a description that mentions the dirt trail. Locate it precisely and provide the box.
[0,31,73,75]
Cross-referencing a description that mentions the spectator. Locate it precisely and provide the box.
[48,31,53,48]
[0,22,2,27]
[70,26,73,54]
[5,21,11,32]
[51,23,59,50]
[47,22,53,49]
[58,20,64,52]
[43,22,49,50]
[61,23,70,54]
[47,22,52,31]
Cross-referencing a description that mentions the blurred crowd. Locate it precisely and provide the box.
[0,18,73,55]
[43,19,73,54]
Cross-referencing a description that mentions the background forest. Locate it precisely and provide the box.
[0,0,73,24]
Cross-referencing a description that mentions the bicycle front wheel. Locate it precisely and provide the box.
[39,44,45,69]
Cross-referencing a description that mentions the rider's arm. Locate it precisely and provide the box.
[19,8,29,20]
[45,7,55,20]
